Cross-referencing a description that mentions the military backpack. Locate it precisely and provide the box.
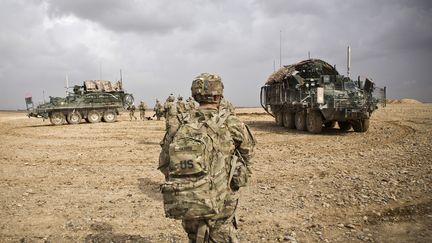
[160,110,236,220]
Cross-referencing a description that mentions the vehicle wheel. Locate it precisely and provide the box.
[306,110,323,133]
[324,121,336,128]
[294,111,307,131]
[283,112,295,129]
[102,110,117,123]
[275,112,284,126]
[49,112,65,125]
[67,111,82,124]
[352,118,370,132]
[87,110,101,123]
[338,121,352,132]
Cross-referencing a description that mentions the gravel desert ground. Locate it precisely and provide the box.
[0,104,431,242]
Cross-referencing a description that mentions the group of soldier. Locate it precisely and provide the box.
[127,95,199,122]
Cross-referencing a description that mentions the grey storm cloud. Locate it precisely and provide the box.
[46,0,205,34]
[0,0,431,110]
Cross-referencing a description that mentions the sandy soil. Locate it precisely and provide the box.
[0,104,431,243]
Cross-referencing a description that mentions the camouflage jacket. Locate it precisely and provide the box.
[138,103,146,111]
[163,101,177,118]
[176,100,187,114]
[128,105,136,111]
[158,107,255,186]
[154,102,163,113]
[186,99,197,111]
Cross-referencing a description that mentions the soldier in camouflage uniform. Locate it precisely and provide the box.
[220,97,235,115]
[153,99,164,120]
[138,101,147,120]
[163,94,178,136]
[159,73,255,243]
[186,96,197,112]
[176,95,187,120]
[176,96,187,113]
[128,104,137,121]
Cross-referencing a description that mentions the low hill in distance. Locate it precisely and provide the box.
[386,98,422,104]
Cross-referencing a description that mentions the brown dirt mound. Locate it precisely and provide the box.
[386,99,422,104]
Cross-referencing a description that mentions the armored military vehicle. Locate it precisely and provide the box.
[26,80,134,125]
[260,59,386,133]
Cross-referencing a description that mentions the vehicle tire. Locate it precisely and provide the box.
[67,111,82,124]
[102,110,117,123]
[324,121,336,128]
[123,94,134,108]
[283,112,295,129]
[338,121,352,132]
[306,110,323,133]
[49,112,65,125]
[352,118,370,132]
[86,110,101,123]
[275,112,284,126]
[294,111,307,131]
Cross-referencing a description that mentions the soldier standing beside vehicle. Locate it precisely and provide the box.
[153,99,164,120]
[138,101,147,120]
[158,73,255,242]
[128,104,137,121]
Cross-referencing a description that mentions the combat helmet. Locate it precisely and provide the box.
[167,94,175,102]
[191,73,224,103]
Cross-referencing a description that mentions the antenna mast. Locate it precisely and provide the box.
[279,30,282,67]
[65,74,69,95]
[120,69,123,89]
[99,61,102,80]
[347,46,351,77]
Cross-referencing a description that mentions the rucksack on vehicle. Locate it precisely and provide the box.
[160,112,236,220]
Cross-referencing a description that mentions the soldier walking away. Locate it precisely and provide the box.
[176,95,187,119]
[159,73,255,243]
[138,101,147,120]
[127,104,137,121]
[153,99,164,120]
[163,94,178,136]
[186,96,197,112]
[220,97,236,115]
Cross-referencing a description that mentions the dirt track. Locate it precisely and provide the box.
[0,104,431,242]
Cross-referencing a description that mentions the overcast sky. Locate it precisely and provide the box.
[0,0,431,109]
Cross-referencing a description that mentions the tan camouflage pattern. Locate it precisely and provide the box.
[138,101,146,120]
[163,99,179,136]
[176,98,187,114]
[186,97,198,112]
[128,105,137,121]
[191,73,224,103]
[153,100,164,120]
[220,98,235,115]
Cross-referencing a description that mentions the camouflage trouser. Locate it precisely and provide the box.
[156,114,162,120]
[140,110,145,120]
[129,111,137,120]
[182,195,239,243]
[165,117,179,136]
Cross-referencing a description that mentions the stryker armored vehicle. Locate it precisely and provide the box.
[26,80,134,125]
[260,59,386,133]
